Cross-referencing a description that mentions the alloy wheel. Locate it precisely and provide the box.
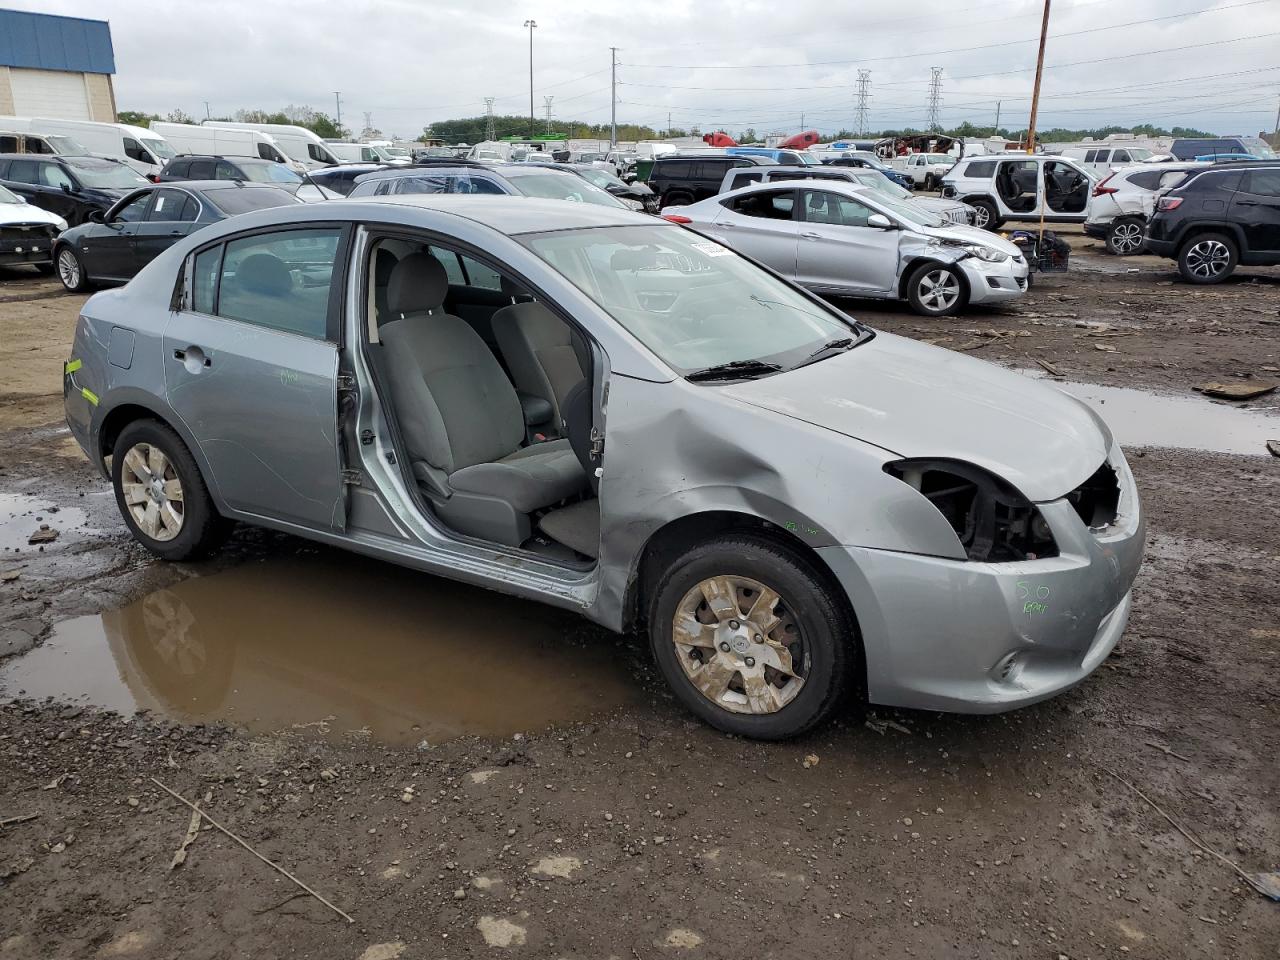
[57,249,80,289]
[1185,240,1230,280]
[1111,221,1144,254]
[917,269,961,312]
[120,442,185,542]
[670,575,808,715]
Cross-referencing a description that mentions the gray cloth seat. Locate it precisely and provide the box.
[377,252,587,543]
[492,292,589,426]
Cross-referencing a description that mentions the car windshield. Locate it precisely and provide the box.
[1240,137,1278,159]
[853,171,910,199]
[142,137,175,159]
[239,163,302,185]
[205,185,301,215]
[47,135,89,154]
[64,160,149,189]
[0,184,22,203]
[523,224,861,376]
[866,192,945,227]
[504,170,623,207]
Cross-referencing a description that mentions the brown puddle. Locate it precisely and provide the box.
[0,555,641,744]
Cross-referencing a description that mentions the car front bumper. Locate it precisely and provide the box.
[818,445,1145,714]
[959,254,1030,304]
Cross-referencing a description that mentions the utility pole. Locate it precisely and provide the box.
[483,97,496,142]
[995,100,1001,133]
[1273,94,1280,139]
[543,96,555,133]
[855,70,871,138]
[362,112,373,136]
[333,92,342,129]
[1026,0,1052,153]
[927,67,943,132]
[524,19,538,141]
[202,101,211,120]
[667,111,671,137]
[610,46,619,148]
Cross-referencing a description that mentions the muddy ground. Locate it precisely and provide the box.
[1,235,1279,959]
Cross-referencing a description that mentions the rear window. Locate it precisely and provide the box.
[1125,170,1166,190]
[963,161,995,178]
[204,185,301,215]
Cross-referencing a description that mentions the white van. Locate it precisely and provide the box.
[0,116,175,176]
[150,122,299,172]
[327,142,402,164]
[200,122,342,169]
[1060,144,1156,177]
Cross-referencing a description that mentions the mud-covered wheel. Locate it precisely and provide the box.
[1106,217,1145,256]
[56,246,90,292]
[1177,232,1237,284]
[111,420,228,561]
[906,262,968,317]
[649,536,856,739]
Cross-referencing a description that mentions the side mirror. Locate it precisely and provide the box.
[60,182,74,194]
[88,210,105,224]
[868,213,895,229]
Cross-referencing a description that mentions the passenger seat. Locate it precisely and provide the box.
[492,281,590,427]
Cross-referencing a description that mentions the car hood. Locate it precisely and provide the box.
[719,332,1110,502]
[913,221,1022,256]
[913,196,971,216]
[0,200,65,228]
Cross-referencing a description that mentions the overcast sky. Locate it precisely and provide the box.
[14,0,1280,138]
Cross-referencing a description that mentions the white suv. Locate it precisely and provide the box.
[1082,163,1208,255]
[940,154,1095,230]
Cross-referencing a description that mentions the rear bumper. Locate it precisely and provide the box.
[1082,220,1111,240]
[1142,237,1176,258]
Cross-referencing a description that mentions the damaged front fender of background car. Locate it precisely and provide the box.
[590,374,969,631]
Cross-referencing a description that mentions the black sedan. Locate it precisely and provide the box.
[52,181,301,292]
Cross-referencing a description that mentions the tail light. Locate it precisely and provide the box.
[1156,196,1183,211]
[1092,174,1117,197]
[661,214,692,224]
[147,174,160,183]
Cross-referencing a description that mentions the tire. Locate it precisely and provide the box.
[648,535,856,740]
[923,174,936,192]
[55,246,90,293]
[1106,217,1145,256]
[111,419,229,561]
[1177,232,1237,284]
[906,262,968,317]
[969,198,1002,231]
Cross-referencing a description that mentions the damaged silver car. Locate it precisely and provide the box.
[64,196,1143,739]
[664,180,1029,316]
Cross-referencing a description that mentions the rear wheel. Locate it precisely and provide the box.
[56,246,90,292]
[906,262,968,317]
[111,420,228,561]
[649,536,855,739]
[1106,217,1145,256]
[1177,232,1237,284]
[969,198,1002,231]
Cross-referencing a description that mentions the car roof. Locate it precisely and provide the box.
[167,154,274,165]
[0,153,123,167]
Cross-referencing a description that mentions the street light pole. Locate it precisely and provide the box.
[524,20,538,141]
[1025,0,1051,153]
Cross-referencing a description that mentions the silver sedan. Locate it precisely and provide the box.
[663,181,1029,316]
[63,195,1141,739]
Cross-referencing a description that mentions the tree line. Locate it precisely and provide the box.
[117,106,350,140]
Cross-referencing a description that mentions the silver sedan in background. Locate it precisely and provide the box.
[663,181,1029,316]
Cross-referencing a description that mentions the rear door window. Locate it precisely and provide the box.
[1126,171,1164,190]
[149,188,198,222]
[726,189,796,220]
[964,161,995,178]
[166,159,191,178]
[7,159,41,184]
[657,160,692,179]
[1242,169,1280,197]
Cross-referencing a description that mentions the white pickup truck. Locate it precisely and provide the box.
[889,153,957,190]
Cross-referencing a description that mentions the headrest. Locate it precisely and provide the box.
[236,253,291,297]
[388,252,448,315]
[500,275,533,303]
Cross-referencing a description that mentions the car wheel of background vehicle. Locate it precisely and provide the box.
[923,174,936,191]
[111,420,228,562]
[648,536,855,740]
[1106,217,1145,256]
[970,199,1001,231]
[55,246,89,292]
[1177,232,1237,284]
[906,262,968,317]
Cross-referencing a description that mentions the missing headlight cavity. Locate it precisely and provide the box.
[1066,461,1120,530]
[885,459,1058,562]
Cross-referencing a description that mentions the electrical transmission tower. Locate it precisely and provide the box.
[926,67,943,132]
[543,96,555,132]
[362,111,374,136]
[483,97,496,141]
[855,70,871,137]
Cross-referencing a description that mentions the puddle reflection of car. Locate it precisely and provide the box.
[51,181,303,292]
[63,195,1144,739]
[663,181,1029,316]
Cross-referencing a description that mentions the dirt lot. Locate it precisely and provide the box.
[1,238,1279,960]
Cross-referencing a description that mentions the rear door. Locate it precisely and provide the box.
[133,188,202,271]
[82,190,152,279]
[1231,169,1280,254]
[709,188,801,277]
[796,189,899,293]
[163,225,351,530]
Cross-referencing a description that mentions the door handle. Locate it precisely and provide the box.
[1236,200,1259,206]
[801,231,822,240]
[173,347,212,368]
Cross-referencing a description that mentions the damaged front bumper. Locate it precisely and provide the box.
[818,445,1144,714]
[958,253,1030,305]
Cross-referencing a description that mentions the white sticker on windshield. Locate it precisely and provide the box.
[691,241,731,257]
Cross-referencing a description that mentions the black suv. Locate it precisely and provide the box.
[1145,162,1280,283]
[646,155,776,208]
[158,155,303,189]
[0,154,149,226]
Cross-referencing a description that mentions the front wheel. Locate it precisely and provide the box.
[1177,233,1237,284]
[111,420,229,561]
[906,262,968,317]
[56,246,90,292]
[649,536,856,739]
[1106,217,1145,256]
